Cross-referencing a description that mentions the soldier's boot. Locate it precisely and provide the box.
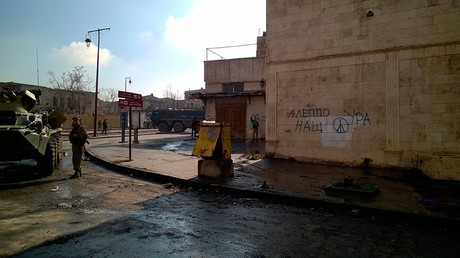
[70,169,81,179]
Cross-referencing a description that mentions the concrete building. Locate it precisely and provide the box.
[202,36,267,140]
[0,82,100,129]
[0,82,94,114]
[264,0,460,180]
[143,92,204,111]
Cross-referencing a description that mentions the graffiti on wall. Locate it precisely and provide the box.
[295,120,323,133]
[333,110,371,133]
[287,109,371,134]
[287,108,328,133]
[287,108,330,118]
[250,113,266,123]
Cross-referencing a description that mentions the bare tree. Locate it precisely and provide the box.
[48,66,94,115]
[48,66,93,91]
[99,88,117,102]
[163,84,183,100]
[99,88,118,114]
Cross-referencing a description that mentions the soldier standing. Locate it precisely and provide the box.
[102,119,108,135]
[251,115,259,142]
[69,116,88,178]
[191,117,198,138]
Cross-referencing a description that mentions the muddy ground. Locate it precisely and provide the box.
[0,143,176,257]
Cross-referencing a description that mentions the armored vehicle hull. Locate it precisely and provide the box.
[0,88,66,175]
[149,109,204,133]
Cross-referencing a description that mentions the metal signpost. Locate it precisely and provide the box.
[118,91,143,160]
[120,111,126,143]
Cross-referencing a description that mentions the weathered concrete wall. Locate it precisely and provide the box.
[204,57,266,93]
[203,96,266,140]
[267,0,460,61]
[265,0,460,179]
[62,114,120,131]
[398,46,460,179]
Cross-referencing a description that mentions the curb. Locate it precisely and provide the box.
[85,149,460,228]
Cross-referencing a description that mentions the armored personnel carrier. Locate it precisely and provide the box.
[149,109,205,132]
[0,88,66,175]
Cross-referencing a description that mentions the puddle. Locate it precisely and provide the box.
[161,142,182,152]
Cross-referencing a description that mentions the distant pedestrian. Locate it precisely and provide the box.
[251,115,259,142]
[98,120,102,131]
[102,119,108,135]
[191,117,198,138]
[69,116,88,179]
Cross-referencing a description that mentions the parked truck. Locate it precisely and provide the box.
[0,88,67,175]
[149,109,204,132]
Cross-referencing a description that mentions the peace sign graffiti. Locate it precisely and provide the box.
[333,117,349,133]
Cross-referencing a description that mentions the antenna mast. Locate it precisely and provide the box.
[36,49,40,86]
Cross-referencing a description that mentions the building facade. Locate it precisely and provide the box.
[265,0,460,179]
[0,82,100,129]
[202,36,267,141]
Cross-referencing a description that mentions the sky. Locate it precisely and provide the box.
[0,0,266,98]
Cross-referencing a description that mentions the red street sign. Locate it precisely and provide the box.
[118,91,142,100]
[119,99,143,108]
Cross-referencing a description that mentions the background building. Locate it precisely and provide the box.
[202,35,267,140]
[0,82,204,131]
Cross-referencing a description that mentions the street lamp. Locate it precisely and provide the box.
[85,27,110,137]
[125,77,132,91]
[120,77,132,143]
[124,77,134,159]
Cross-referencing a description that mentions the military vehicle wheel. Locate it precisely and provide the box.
[173,122,185,132]
[37,133,62,176]
[52,133,63,168]
[157,122,171,133]
[37,143,54,176]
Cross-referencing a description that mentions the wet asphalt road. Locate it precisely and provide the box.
[17,188,460,257]
[1,134,459,257]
